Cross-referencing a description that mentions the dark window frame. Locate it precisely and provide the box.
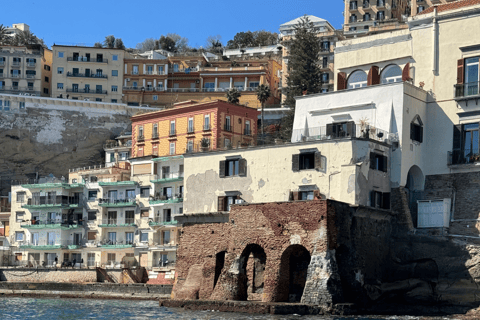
[369,152,388,172]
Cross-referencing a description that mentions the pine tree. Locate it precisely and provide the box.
[281,16,322,138]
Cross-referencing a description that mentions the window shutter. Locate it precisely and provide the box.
[418,126,423,143]
[457,59,464,84]
[289,191,294,201]
[410,122,415,141]
[369,152,375,170]
[218,196,226,212]
[326,123,334,137]
[238,159,247,177]
[402,63,410,81]
[367,66,380,86]
[452,124,462,151]
[337,72,347,90]
[346,121,355,137]
[382,193,391,210]
[314,152,322,170]
[370,191,375,207]
[219,160,226,178]
[293,192,300,201]
[292,154,300,172]
[382,156,388,172]
[313,190,321,200]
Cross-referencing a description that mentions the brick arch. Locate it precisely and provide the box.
[236,243,267,301]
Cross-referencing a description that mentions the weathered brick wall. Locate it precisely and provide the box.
[173,201,340,303]
[0,268,97,283]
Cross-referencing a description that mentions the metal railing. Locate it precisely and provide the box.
[100,218,135,225]
[152,131,159,139]
[26,62,36,67]
[103,140,132,150]
[149,193,183,201]
[447,150,480,165]
[67,57,108,63]
[224,124,232,132]
[12,61,20,66]
[203,124,211,131]
[98,198,137,205]
[151,172,184,181]
[169,129,176,136]
[26,74,36,79]
[67,72,108,79]
[455,82,480,98]
[291,125,391,144]
[66,88,107,94]
[10,74,21,78]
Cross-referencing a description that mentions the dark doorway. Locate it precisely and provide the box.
[238,244,266,301]
[276,245,311,302]
[214,251,226,289]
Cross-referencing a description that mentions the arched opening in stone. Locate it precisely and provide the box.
[238,244,266,301]
[406,165,425,227]
[213,251,226,289]
[276,244,311,302]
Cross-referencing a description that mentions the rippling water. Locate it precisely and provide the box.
[0,297,464,319]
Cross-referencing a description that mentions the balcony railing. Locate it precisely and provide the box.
[291,125,392,144]
[98,198,137,207]
[26,62,36,67]
[455,82,480,99]
[187,126,194,133]
[66,88,107,94]
[149,194,183,205]
[99,218,136,226]
[203,124,211,131]
[244,128,252,136]
[0,61,4,66]
[138,135,145,141]
[67,57,108,63]
[169,130,176,136]
[10,74,21,78]
[224,124,232,132]
[12,61,20,66]
[22,196,84,209]
[26,74,36,79]
[150,172,184,183]
[447,150,480,166]
[67,72,108,79]
[152,131,159,139]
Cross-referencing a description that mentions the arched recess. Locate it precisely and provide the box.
[406,165,425,227]
[237,244,267,301]
[381,64,402,84]
[213,251,226,289]
[347,70,367,89]
[275,244,311,303]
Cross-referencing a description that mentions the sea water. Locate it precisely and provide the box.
[0,297,463,319]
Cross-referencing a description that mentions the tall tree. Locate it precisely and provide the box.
[12,30,39,46]
[227,30,278,49]
[159,35,176,52]
[166,33,189,52]
[256,84,271,136]
[226,88,241,104]
[205,35,223,55]
[103,35,115,48]
[114,38,125,49]
[94,42,103,48]
[136,38,156,51]
[0,24,7,45]
[281,15,322,139]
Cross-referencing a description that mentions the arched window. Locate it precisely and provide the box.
[381,64,402,84]
[347,70,367,89]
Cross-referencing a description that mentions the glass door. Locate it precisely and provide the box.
[465,58,479,96]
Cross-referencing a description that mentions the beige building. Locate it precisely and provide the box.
[51,45,125,103]
[411,0,458,16]
[0,45,52,97]
[279,15,343,99]
[183,138,391,214]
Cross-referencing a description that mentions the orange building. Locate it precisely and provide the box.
[130,100,260,158]
[123,53,281,109]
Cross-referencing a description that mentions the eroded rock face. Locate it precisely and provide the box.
[0,106,131,193]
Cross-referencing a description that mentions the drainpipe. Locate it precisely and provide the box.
[432,7,438,74]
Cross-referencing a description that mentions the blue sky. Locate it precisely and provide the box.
[2,0,345,49]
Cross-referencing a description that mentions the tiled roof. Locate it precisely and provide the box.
[418,0,480,15]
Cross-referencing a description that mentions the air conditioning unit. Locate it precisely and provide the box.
[84,98,90,101]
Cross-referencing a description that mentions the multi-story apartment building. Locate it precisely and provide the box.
[343,0,411,36]
[0,196,11,265]
[123,53,281,109]
[0,45,52,97]
[51,45,125,103]
[104,133,132,168]
[130,100,260,158]
[279,15,343,99]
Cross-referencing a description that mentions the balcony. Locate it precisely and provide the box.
[152,131,159,139]
[26,62,36,68]
[291,125,391,144]
[66,88,107,94]
[149,194,183,205]
[187,126,195,134]
[149,219,178,227]
[12,61,20,66]
[454,82,480,101]
[150,172,184,184]
[169,129,176,137]
[20,240,62,250]
[67,57,108,63]
[171,66,199,73]
[98,181,137,186]
[447,150,480,166]
[99,218,136,227]
[10,74,21,78]
[98,198,137,207]
[21,219,83,230]
[67,72,108,79]
[103,140,132,151]
[26,74,36,79]
[21,196,84,209]
[99,239,133,248]
[244,128,252,136]
[138,134,145,142]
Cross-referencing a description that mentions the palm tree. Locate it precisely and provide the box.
[255,84,271,136]
[13,30,39,46]
[103,35,115,48]
[226,88,241,104]
[0,24,7,45]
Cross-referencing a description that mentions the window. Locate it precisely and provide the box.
[126,232,134,244]
[225,116,231,131]
[410,116,423,143]
[169,142,175,155]
[326,121,355,138]
[370,191,390,210]
[173,64,179,72]
[219,158,247,177]
[292,151,323,171]
[88,211,96,221]
[350,14,357,23]
[249,82,259,89]
[381,65,402,84]
[153,95,158,101]
[140,187,150,198]
[138,125,144,140]
[88,190,97,201]
[224,138,231,148]
[16,192,25,203]
[465,57,479,96]
[111,99,117,103]
[187,140,194,152]
[418,6,424,13]
[87,253,95,266]
[217,195,239,212]
[132,65,139,75]
[57,67,64,74]
[370,152,388,172]
[108,232,117,243]
[112,70,118,77]
[43,88,49,94]
[204,114,210,130]
[57,83,64,90]
[347,70,367,89]
[16,231,24,242]
[245,120,251,135]
[107,253,116,264]
[126,189,135,200]
[16,211,25,222]
[140,232,149,242]
[188,117,194,133]
[141,209,149,218]
[110,85,118,92]
[58,52,64,58]
[112,55,118,61]
[204,82,215,92]
[321,73,329,82]
[45,76,49,83]
[170,120,175,135]
[364,13,371,21]
[4,100,10,111]
[377,11,385,20]
[132,81,138,88]
[137,146,144,157]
